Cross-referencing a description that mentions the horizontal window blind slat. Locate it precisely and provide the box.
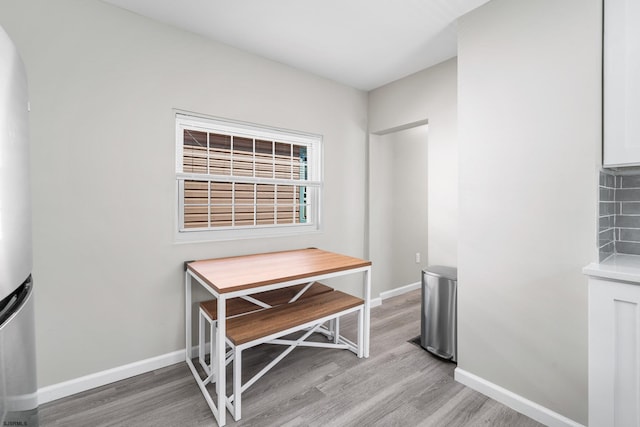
[177,174,320,186]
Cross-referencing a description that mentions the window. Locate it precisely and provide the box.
[176,113,322,241]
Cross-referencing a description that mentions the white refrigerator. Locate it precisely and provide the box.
[0,24,39,426]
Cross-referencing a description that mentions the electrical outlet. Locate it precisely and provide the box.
[415,252,421,263]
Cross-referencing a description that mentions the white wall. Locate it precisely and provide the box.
[390,126,428,287]
[457,0,601,423]
[369,126,428,295]
[0,0,368,387]
[368,134,394,295]
[368,58,458,271]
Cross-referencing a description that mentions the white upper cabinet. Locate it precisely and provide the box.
[604,0,640,167]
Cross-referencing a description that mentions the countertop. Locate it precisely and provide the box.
[583,253,640,283]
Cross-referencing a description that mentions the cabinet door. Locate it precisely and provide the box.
[603,0,640,167]
[589,278,640,426]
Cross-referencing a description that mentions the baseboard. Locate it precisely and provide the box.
[38,350,185,405]
[454,368,585,427]
[380,281,421,301]
[36,285,415,405]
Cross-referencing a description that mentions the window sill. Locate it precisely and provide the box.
[173,223,321,244]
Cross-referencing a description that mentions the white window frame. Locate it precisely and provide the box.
[175,112,323,242]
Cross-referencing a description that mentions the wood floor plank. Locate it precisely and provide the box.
[39,290,544,427]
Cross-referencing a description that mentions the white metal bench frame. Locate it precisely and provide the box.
[226,301,364,420]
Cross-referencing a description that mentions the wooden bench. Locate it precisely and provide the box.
[199,281,334,320]
[197,281,333,376]
[226,290,364,345]
[225,289,364,420]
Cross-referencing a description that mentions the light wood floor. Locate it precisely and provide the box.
[39,290,543,426]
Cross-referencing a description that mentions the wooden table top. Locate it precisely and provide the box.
[187,248,371,294]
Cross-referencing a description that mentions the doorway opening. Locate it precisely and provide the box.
[368,122,428,297]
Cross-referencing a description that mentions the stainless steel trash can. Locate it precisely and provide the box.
[421,266,457,362]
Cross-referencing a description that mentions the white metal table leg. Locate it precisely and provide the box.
[233,348,242,421]
[364,267,371,358]
[357,306,364,358]
[216,296,227,426]
[185,271,192,366]
[186,271,224,425]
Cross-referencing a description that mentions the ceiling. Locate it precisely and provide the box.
[102,0,490,91]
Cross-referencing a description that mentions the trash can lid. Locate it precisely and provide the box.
[423,265,457,280]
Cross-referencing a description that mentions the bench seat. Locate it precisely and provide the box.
[199,281,333,320]
[226,290,364,345]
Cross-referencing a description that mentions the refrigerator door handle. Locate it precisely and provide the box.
[0,276,38,426]
[0,276,32,327]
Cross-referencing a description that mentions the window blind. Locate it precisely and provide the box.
[178,124,315,231]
